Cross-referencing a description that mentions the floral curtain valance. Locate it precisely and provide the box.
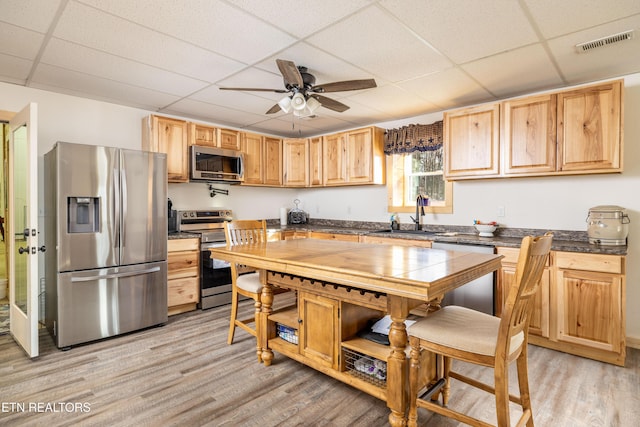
[384,121,443,154]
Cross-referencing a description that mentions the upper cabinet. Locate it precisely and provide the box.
[557,81,622,172]
[444,104,500,179]
[283,138,309,187]
[323,126,385,186]
[444,80,623,180]
[218,128,241,151]
[241,132,283,186]
[142,115,189,183]
[188,122,217,147]
[308,136,323,187]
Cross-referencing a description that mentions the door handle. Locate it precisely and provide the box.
[38,245,46,253]
[18,246,29,255]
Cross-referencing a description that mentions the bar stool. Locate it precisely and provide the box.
[407,232,553,427]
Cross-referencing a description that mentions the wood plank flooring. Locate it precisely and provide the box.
[1,298,638,427]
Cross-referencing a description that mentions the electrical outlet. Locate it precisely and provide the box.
[497,206,505,217]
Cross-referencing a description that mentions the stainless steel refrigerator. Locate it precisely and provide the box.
[44,142,168,349]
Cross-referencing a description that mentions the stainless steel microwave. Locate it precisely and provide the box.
[190,145,244,183]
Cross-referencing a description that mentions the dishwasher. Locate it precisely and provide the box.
[431,242,496,315]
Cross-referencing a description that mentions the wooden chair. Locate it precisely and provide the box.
[224,220,268,360]
[407,232,553,427]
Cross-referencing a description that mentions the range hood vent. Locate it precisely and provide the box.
[575,30,634,53]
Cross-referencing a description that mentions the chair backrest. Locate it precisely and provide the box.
[224,220,267,246]
[497,232,553,357]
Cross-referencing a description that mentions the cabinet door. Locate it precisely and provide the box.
[444,103,500,179]
[145,116,189,182]
[263,137,283,186]
[553,269,622,353]
[219,128,241,150]
[189,123,217,147]
[308,232,359,242]
[309,136,323,186]
[299,292,340,369]
[502,94,557,175]
[323,133,347,185]
[346,128,374,183]
[557,81,621,172]
[283,138,308,187]
[241,132,263,185]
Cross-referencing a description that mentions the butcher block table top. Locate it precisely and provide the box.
[208,238,504,301]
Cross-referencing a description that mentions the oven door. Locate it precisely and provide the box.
[200,242,233,309]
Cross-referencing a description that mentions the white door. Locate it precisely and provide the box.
[8,102,40,358]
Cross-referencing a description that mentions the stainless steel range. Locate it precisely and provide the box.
[176,209,237,309]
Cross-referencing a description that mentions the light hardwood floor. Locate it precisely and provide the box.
[1,297,638,427]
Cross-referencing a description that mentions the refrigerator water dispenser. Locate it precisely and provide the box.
[67,197,99,233]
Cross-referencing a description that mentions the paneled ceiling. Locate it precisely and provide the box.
[2,0,640,137]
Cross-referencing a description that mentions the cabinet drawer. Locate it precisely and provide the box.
[555,252,623,274]
[167,251,199,279]
[168,277,199,306]
[168,238,199,252]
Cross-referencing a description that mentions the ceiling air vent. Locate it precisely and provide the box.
[576,30,634,53]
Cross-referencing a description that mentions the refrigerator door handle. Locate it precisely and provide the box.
[70,266,162,282]
[121,167,127,248]
[113,170,120,250]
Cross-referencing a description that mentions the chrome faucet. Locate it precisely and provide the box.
[410,194,426,230]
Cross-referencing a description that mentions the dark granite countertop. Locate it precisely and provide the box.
[167,220,627,256]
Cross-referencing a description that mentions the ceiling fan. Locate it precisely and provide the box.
[219,59,377,116]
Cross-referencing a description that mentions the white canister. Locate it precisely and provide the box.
[586,205,630,245]
[280,207,288,226]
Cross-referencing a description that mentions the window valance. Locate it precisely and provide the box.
[384,121,443,154]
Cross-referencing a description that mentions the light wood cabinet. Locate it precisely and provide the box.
[219,128,241,151]
[360,235,432,248]
[263,136,283,186]
[167,238,200,315]
[299,291,341,369]
[557,80,622,172]
[309,136,323,186]
[323,127,385,186]
[496,247,550,338]
[444,103,500,179]
[188,122,217,147]
[283,138,309,187]
[282,230,309,240]
[496,245,625,366]
[550,251,625,366]
[241,133,282,186]
[142,115,189,182]
[309,231,359,242]
[501,94,557,175]
[446,80,623,180]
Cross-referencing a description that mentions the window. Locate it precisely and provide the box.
[385,123,452,214]
[387,149,452,214]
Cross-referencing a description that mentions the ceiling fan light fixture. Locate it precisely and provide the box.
[278,96,292,113]
[306,96,321,113]
[291,92,306,110]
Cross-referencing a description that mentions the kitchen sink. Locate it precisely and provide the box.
[370,229,437,236]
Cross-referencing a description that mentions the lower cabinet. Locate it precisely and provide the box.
[496,246,626,366]
[167,238,200,316]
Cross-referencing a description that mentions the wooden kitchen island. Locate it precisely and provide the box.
[209,239,503,426]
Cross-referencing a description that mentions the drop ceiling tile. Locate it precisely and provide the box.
[523,0,640,39]
[344,84,438,118]
[461,44,564,98]
[78,0,297,64]
[398,68,494,110]
[164,98,269,128]
[547,15,640,84]
[40,39,209,96]
[54,1,245,82]
[0,53,33,84]
[247,117,329,138]
[379,0,538,64]
[307,5,450,83]
[0,22,44,59]
[190,85,282,116]
[230,0,373,38]
[31,63,181,109]
[0,0,62,33]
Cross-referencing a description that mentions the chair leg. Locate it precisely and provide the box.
[227,287,239,345]
[442,356,452,406]
[494,360,511,427]
[407,336,421,427]
[517,348,534,427]
[254,297,262,363]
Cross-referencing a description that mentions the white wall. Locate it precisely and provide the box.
[1,73,638,343]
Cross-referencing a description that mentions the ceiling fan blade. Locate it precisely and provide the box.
[312,79,376,93]
[219,87,288,93]
[276,59,303,88]
[310,94,350,113]
[265,104,282,114]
